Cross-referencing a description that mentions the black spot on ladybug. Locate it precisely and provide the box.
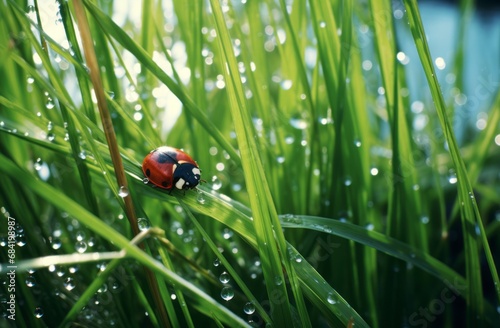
[145,168,151,177]
[162,181,168,187]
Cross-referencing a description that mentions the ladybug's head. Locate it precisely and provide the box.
[173,163,201,190]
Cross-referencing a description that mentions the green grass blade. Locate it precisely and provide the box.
[207,0,297,326]
[400,3,493,323]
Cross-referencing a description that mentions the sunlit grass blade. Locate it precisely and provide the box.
[208,0,298,326]
[402,1,499,324]
[81,0,239,163]
[178,200,272,326]
[0,153,251,328]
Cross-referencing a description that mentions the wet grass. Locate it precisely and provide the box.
[0,0,499,327]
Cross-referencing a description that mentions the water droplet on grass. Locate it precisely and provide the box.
[219,272,230,284]
[34,158,42,170]
[75,241,87,253]
[64,277,75,291]
[197,194,206,204]
[448,170,457,184]
[221,286,234,301]
[290,117,308,130]
[222,228,233,240]
[137,218,150,231]
[211,176,222,190]
[118,186,129,197]
[327,292,337,304]
[16,236,27,247]
[243,302,255,314]
[46,98,55,109]
[76,231,85,241]
[34,307,44,318]
[26,276,36,287]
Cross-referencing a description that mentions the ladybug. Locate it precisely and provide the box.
[142,146,201,191]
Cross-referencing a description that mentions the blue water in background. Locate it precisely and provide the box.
[399,1,500,144]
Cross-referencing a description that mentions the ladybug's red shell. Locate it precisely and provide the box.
[142,146,201,190]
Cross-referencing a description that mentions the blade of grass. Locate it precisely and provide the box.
[81,0,239,163]
[208,0,309,326]
[178,199,273,326]
[402,1,500,324]
[0,153,251,328]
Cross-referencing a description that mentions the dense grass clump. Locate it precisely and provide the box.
[0,0,499,327]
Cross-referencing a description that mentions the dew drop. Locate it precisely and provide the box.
[274,276,283,286]
[221,286,234,301]
[142,178,150,184]
[222,228,233,240]
[26,276,36,287]
[75,241,87,253]
[118,186,129,198]
[213,258,221,267]
[475,224,481,236]
[34,158,42,171]
[448,170,457,184]
[34,307,44,318]
[111,281,121,291]
[133,112,143,121]
[211,176,222,190]
[137,217,150,231]
[78,151,87,160]
[64,277,75,291]
[354,139,362,147]
[76,231,86,242]
[46,98,55,109]
[365,223,375,231]
[97,284,108,293]
[290,117,308,130]
[97,262,107,272]
[420,216,429,224]
[197,194,206,205]
[285,136,294,144]
[47,132,55,141]
[327,292,337,304]
[280,79,293,90]
[219,271,230,284]
[16,236,27,247]
[243,302,256,315]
